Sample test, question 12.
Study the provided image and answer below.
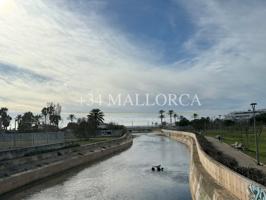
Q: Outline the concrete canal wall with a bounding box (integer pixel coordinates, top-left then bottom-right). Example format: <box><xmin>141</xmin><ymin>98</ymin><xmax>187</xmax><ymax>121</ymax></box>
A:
<box><xmin>162</xmin><ymin>129</ymin><xmax>266</xmax><ymax>200</ymax></box>
<box><xmin>0</xmin><ymin>135</ymin><xmax>133</xmax><ymax>195</ymax></box>
<box><xmin>0</xmin><ymin>131</ymin><xmax>77</xmax><ymax>150</ymax></box>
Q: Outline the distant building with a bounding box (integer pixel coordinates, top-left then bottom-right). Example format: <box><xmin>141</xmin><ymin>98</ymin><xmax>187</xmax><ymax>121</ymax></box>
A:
<box><xmin>96</xmin><ymin>129</ymin><xmax>123</xmax><ymax>137</ymax></box>
<box><xmin>225</xmin><ymin>109</ymin><xmax>266</xmax><ymax>121</ymax></box>
<box><xmin>96</xmin><ymin>124</ymin><xmax>124</xmax><ymax>137</ymax></box>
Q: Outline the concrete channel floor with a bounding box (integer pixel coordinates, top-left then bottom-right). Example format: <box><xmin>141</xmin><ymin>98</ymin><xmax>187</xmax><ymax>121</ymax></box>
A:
<box><xmin>206</xmin><ymin>136</ymin><xmax>266</xmax><ymax>174</ymax></box>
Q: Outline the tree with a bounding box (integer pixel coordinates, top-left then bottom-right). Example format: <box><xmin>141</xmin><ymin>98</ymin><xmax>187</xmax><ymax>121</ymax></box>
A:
<box><xmin>192</xmin><ymin>117</ymin><xmax>209</xmax><ymax>131</ymax></box>
<box><xmin>173</xmin><ymin>113</ymin><xmax>178</xmax><ymax>124</ymax></box>
<box><xmin>224</xmin><ymin>119</ymin><xmax>235</xmax><ymax>127</ymax></box>
<box><xmin>2</xmin><ymin>115</ymin><xmax>12</xmax><ymax>130</ymax></box>
<box><xmin>18</xmin><ymin>112</ymin><xmax>35</xmax><ymax>131</ymax></box>
<box><xmin>168</xmin><ymin>110</ymin><xmax>174</xmax><ymax>124</ymax></box>
<box><xmin>159</xmin><ymin>110</ymin><xmax>165</xmax><ymax>126</ymax></box>
<box><xmin>50</xmin><ymin>114</ymin><xmax>61</xmax><ymax>127</ymax></box>
<box><xmin>47</xmin><ymin>103</ymin><xmax>55</xmax><ymax>125</ymax></box>
<box><xmin>75</xmin><ymin>117</ymin><xmax>95</xmax><ymax>138</ymax></box>
<box><xmin>87</xmin><ymin>109</ymin><xmax>104</xmax><ymax>129</ymax></box>
<box><xmin>41</xmin><ymin>107</ymin><xmax>48</xmax><ymax>125</ymax></box>
<box><xmin>77</xmin><ymin>117</ymin><xmax>86</xmax><ymax>124</ymax></box>
<box><xmin>193</xmin><ymin>113</ymin><xmax>198</xmax><ymax>120</ymax></box>
<box><xmin>15</xmin><ymin>114</ymin><xmax>22</xmax><ymax>131</ymax></box>
<box><xmin>68</xmin><ymin>114</ymin><xmax>76</xmax><ymax>122</ymax></box>
<box><xmin>106</xmin><ymin>122</ymin><xmax>126</xmax><ymax>133</ymax></box>
<box><xmin>255</xmin><ymin>113</ymin><xmax>266</xmax><ymax>125</ymax></box>
<box><xmin>77</xmin><ymin>120</ymin><xmax>89</xmax><ymax>137</ymax></box>
<box><xmin>179</xmin><ymin>116</ymin><xmax>190</xmax><ymax>127</ymax></box>
<box><xmin>14</xmin><ymin>115</ymin><xmax>19</xmax><ymax>130</ymax></box>
<box><xmin>0</xmin><ymin>107</ymin><xmax>12</xmax><ymax>131</ymax></box>
<box><xmin>45</xmin><ymin>103</ymin><xmax>62</xmax><ymax>127</ymax></box>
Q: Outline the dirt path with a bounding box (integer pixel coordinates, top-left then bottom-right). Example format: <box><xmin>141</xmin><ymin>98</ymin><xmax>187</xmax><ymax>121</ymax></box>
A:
<box><xmin>206</xmin><ymin>136</ymin><xmax>266</xmax><ymax>174</ymax></box>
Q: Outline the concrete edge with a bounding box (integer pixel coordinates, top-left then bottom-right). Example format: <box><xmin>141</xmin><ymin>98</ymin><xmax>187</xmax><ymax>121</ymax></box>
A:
<box><xmin>0</xmin><ymin>138</ymin><xmax>133</xmax><ymax>196</ymax></box>
<box><xmin>162</xmin><ymin>130</ymin><xmax>241</xmax><ymax>200</ymax></box>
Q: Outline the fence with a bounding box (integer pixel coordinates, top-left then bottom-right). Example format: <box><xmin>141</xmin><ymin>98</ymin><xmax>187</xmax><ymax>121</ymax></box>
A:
<box><xmin>0</xmin><ymin>131</ymin><xmax>77</xmax><ymax>150</ymax></box>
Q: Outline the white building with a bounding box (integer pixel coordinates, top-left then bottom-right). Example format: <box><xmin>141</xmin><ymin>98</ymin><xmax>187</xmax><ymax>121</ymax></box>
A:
<box><xmin>225</xmin><ymin>109</ymin><xmax>266</xmax><ymax>121</ymax></box>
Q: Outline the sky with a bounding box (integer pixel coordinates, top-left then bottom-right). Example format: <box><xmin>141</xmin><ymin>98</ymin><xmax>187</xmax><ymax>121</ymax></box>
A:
<box><xmin>0</xmin><ymin>0</ymin><xmax>266</xmax><ymax>126</ymax></box>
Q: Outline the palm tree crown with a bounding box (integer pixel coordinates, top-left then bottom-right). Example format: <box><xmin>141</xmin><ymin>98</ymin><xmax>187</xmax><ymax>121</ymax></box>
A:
<box><xmin>193</xmin><ymin>113</ymin><xmax>198</xmax><ymax>120</ymax></box>
<box><xmin>68</xmin><ymin>114</ymin><xmax>76</xmax><ymax>122</ymax></box>
<box><xmin>87</xmin><ymin>109</ymin><xmax>104</xmax><ymax>129</ymax></box>
<box><xmin>173</xmin><ymin>113</ymin><xmax>178</xmax><ymax>123</ymax></box>
<box><xmin>41</xmin><ymin>107</ymin><xmax>48</xmax><ymax>125</ymax></box>
<box><xmin>0</xmin><ymin>107</ymin><xmax>12</xmax><ymax>130</ymax></box>
<box><xmin>159</xmin><ymin>110</ymin><xmax>165</xmax><ymax>125</ymax></box>
<box><xmin>168</xmin><ymin>110</ymin><xmax>174</xmax><ymax>124</ymax></box>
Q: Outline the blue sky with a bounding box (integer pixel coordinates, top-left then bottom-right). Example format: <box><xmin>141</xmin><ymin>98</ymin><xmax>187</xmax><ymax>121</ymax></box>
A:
<box><xmin>0</xmin><ymin>0</ymin><xmax>266</xmax><ymax>125</ymax></box>
<box><xmin>100</xmin><ymin>0</ymin><xmax>196</xmax><ymax>64</ymax></box>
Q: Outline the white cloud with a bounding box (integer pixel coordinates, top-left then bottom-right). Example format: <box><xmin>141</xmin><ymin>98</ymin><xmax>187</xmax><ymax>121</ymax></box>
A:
<box><xmin>175</xmin><ymin>0</ymin><xmax>266</xmax><ymax>104</ymax></box>
<box><xmin>0</xmin><ymin>0</ymin><xmax>265</xmax><ymax>121</ymax></box>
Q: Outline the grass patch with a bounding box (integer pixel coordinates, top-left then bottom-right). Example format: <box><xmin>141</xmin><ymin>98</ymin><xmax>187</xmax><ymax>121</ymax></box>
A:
<box><xmin>77</xmin><ymin>137</ymin><xmax>117</xmax><ymax>145</ymax></box>
<box><xmin>205</xmin><ymin>128</ymin><xmax>266</xmax><ymax>163</ymax></box>
<box><xmin>24</xmin><ymin>143</ymin><xmax>80</xmax><ymax>157</ymax></box>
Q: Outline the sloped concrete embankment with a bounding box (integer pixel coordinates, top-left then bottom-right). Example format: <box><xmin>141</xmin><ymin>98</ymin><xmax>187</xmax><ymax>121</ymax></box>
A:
<box><xmin>0</xmin><ymin>135</ymin><xmax>133</xmax><ymax>195</ymax></box>
<box><xmin>162</xmin><ymin>129</ymin><xmax>266</xmax><ymax>200</ymax></box>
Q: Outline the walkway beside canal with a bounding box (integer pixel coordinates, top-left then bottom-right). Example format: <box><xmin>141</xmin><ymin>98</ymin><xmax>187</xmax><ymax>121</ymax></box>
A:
<box><xmin>206</xmin><ymin>137</ymin><xmax>266</xmax><ymax>174</ymax></box>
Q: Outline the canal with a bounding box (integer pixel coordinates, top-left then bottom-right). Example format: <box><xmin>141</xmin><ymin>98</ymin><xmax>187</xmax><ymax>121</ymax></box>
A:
<box><xmin>5</xmin><ymin>133</ymin><xmax>192</xmax><ymax>200</ymax></box>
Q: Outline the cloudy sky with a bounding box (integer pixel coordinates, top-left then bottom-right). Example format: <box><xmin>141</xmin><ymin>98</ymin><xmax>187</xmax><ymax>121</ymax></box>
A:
<box><xmin>0</xmin><ymin>0</ymin><xmax>266</xmax><ymax>125</ymax></box>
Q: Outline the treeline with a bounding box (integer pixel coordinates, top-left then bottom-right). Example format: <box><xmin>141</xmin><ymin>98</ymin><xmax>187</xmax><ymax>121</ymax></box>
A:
<box><xmin>0</xmin><ymin>102</ymin><xmax>62</xmax><ymax>132</ymax></box>
<box><xmin>158</xmin><ymin>110</ymin><xmax>266</xmax><ymax>131</ymax></box>
<box><xmin>18</xmin><ymin>103</ymin><xmax>62</xmax><ymax>132</ymax></box>
<box><xmin>66</xmin><ymin>109</ymin><xmax>126</xmax><ymax>138</ymax></box>
<box><xmin>0</xmin><ymin>105</ymin><xmax>126</xmax><ymax>137</ymax></box>
<box><xmin>67</xmin><ymin>108</ymin><xmax>104</xmax><ymax>138</ymax></box>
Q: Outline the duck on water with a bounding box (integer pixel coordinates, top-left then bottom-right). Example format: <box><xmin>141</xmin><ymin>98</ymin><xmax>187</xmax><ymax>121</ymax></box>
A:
<box><xmin>151</xmin><ymin>165</ymin><xmax>164</xmax><ymax>172</ymax></box>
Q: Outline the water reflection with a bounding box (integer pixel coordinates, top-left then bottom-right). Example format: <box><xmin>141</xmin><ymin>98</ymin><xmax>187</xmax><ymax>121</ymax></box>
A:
<box><xmin>5</xmin><ymin>134</ymin><xmax>192</xmax><ymax>200</ymax></box>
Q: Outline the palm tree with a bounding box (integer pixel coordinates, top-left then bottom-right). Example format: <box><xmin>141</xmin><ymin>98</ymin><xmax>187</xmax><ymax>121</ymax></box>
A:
<box><xmin>50</xmin><ymin>115</ymin><xmax>61</xmax><ymax>127</ymax></box>
<box><xmin>0</xmin><ymin>107</ymin><xmax>8</xmax><ymax>130</ymax></box>
<box><xmin>15</xmin><ymin>114</ymin><xmax>22</xmax><ymax>131</ymax></box>
<box><xmin>0</xmin><ymin>107</ymin><xmax>11</xmax><ymax>131</ymax></box>
<box><xmin>14</xmin><ymin>117</ymin><xmax>17</xmax><ymax>131</ymax></box>
<box><xmin>159</xmin><ymin>110</ymin><xmax>165</xmax><ymax>126</ymax></box>
<box><xmin>193</xmin><ymin>113</ymin><xmax>198</xmax><ymax>120</ymax></box>
<box><xmin>47</xmin><ymin>103</ymin><xmax>55</xmax><ymax>125</ymax></box>
<box><xmin>168</xmin><ymin>110</ymin><xmax>174</xmax><ymax>124</ymax></box>
<box><xmin>67</xmin><ymin>114</ymin><xmax>76</xmax><ymax>122</ymax></box>
<box><xmin>87</xmin><ymin>109</ymin><xmax>104</xmax><ymax>129</ymax></box>
<box><xmin>173</xmin><ymin>113</ymin><xmax>178</xmax><ymax>123</ymax></box>
<box><xmin>2</xmin><ymin>115</ymin><xmax>12</xmax><ymax>130</ymax></box>
<box><xmin>41</xmin><ymin>107</ymin><xmax>48</xmax><ymax>125</ymax></box>
<box><xmin>0</xmin><ymin>107</ymin><xmax>8</xmax><ymax>115</ymax></box>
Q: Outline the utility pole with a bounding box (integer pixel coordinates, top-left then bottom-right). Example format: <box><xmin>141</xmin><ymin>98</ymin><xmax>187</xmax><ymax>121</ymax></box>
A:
<box><xmin>219</xmin><ymin>115</ymin><xmax>223</xmax><ymax>141</ymax></box>
<box><xmin>250</xmin><ymin>103</ymin><xmax>259</xmax><ymax>165</ymax></box>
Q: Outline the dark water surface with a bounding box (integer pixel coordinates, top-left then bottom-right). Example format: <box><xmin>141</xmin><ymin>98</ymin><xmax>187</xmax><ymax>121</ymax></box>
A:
<box><xmin>5</xmin><ymin>134</ymin><xmax>192</xmax><ymax>200</ymax></box>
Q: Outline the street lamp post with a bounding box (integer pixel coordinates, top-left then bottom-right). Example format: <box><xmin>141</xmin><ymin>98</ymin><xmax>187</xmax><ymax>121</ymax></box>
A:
<box><xmin>218</xmin><ymin>115</ymin><xmax>223</xmax><ymax>141</ymax></box>
<box><xmin>250</xmin><ymin>103</ymin><xmax>260</xmax><ymax>165</ymax></box>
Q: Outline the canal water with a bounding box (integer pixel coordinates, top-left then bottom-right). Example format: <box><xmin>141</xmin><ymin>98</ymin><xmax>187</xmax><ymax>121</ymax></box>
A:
<box><xmin>5</xmin><ymin>134</ymin><xmax>192</xmax><ymax>200</ymax></box>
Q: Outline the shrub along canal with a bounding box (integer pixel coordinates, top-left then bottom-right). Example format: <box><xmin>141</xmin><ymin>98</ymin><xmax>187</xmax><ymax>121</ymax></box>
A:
<box><xmin>4</xmin><ymin>133</ymin><xmax>191</xmax><ymax>200</ymax></box>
